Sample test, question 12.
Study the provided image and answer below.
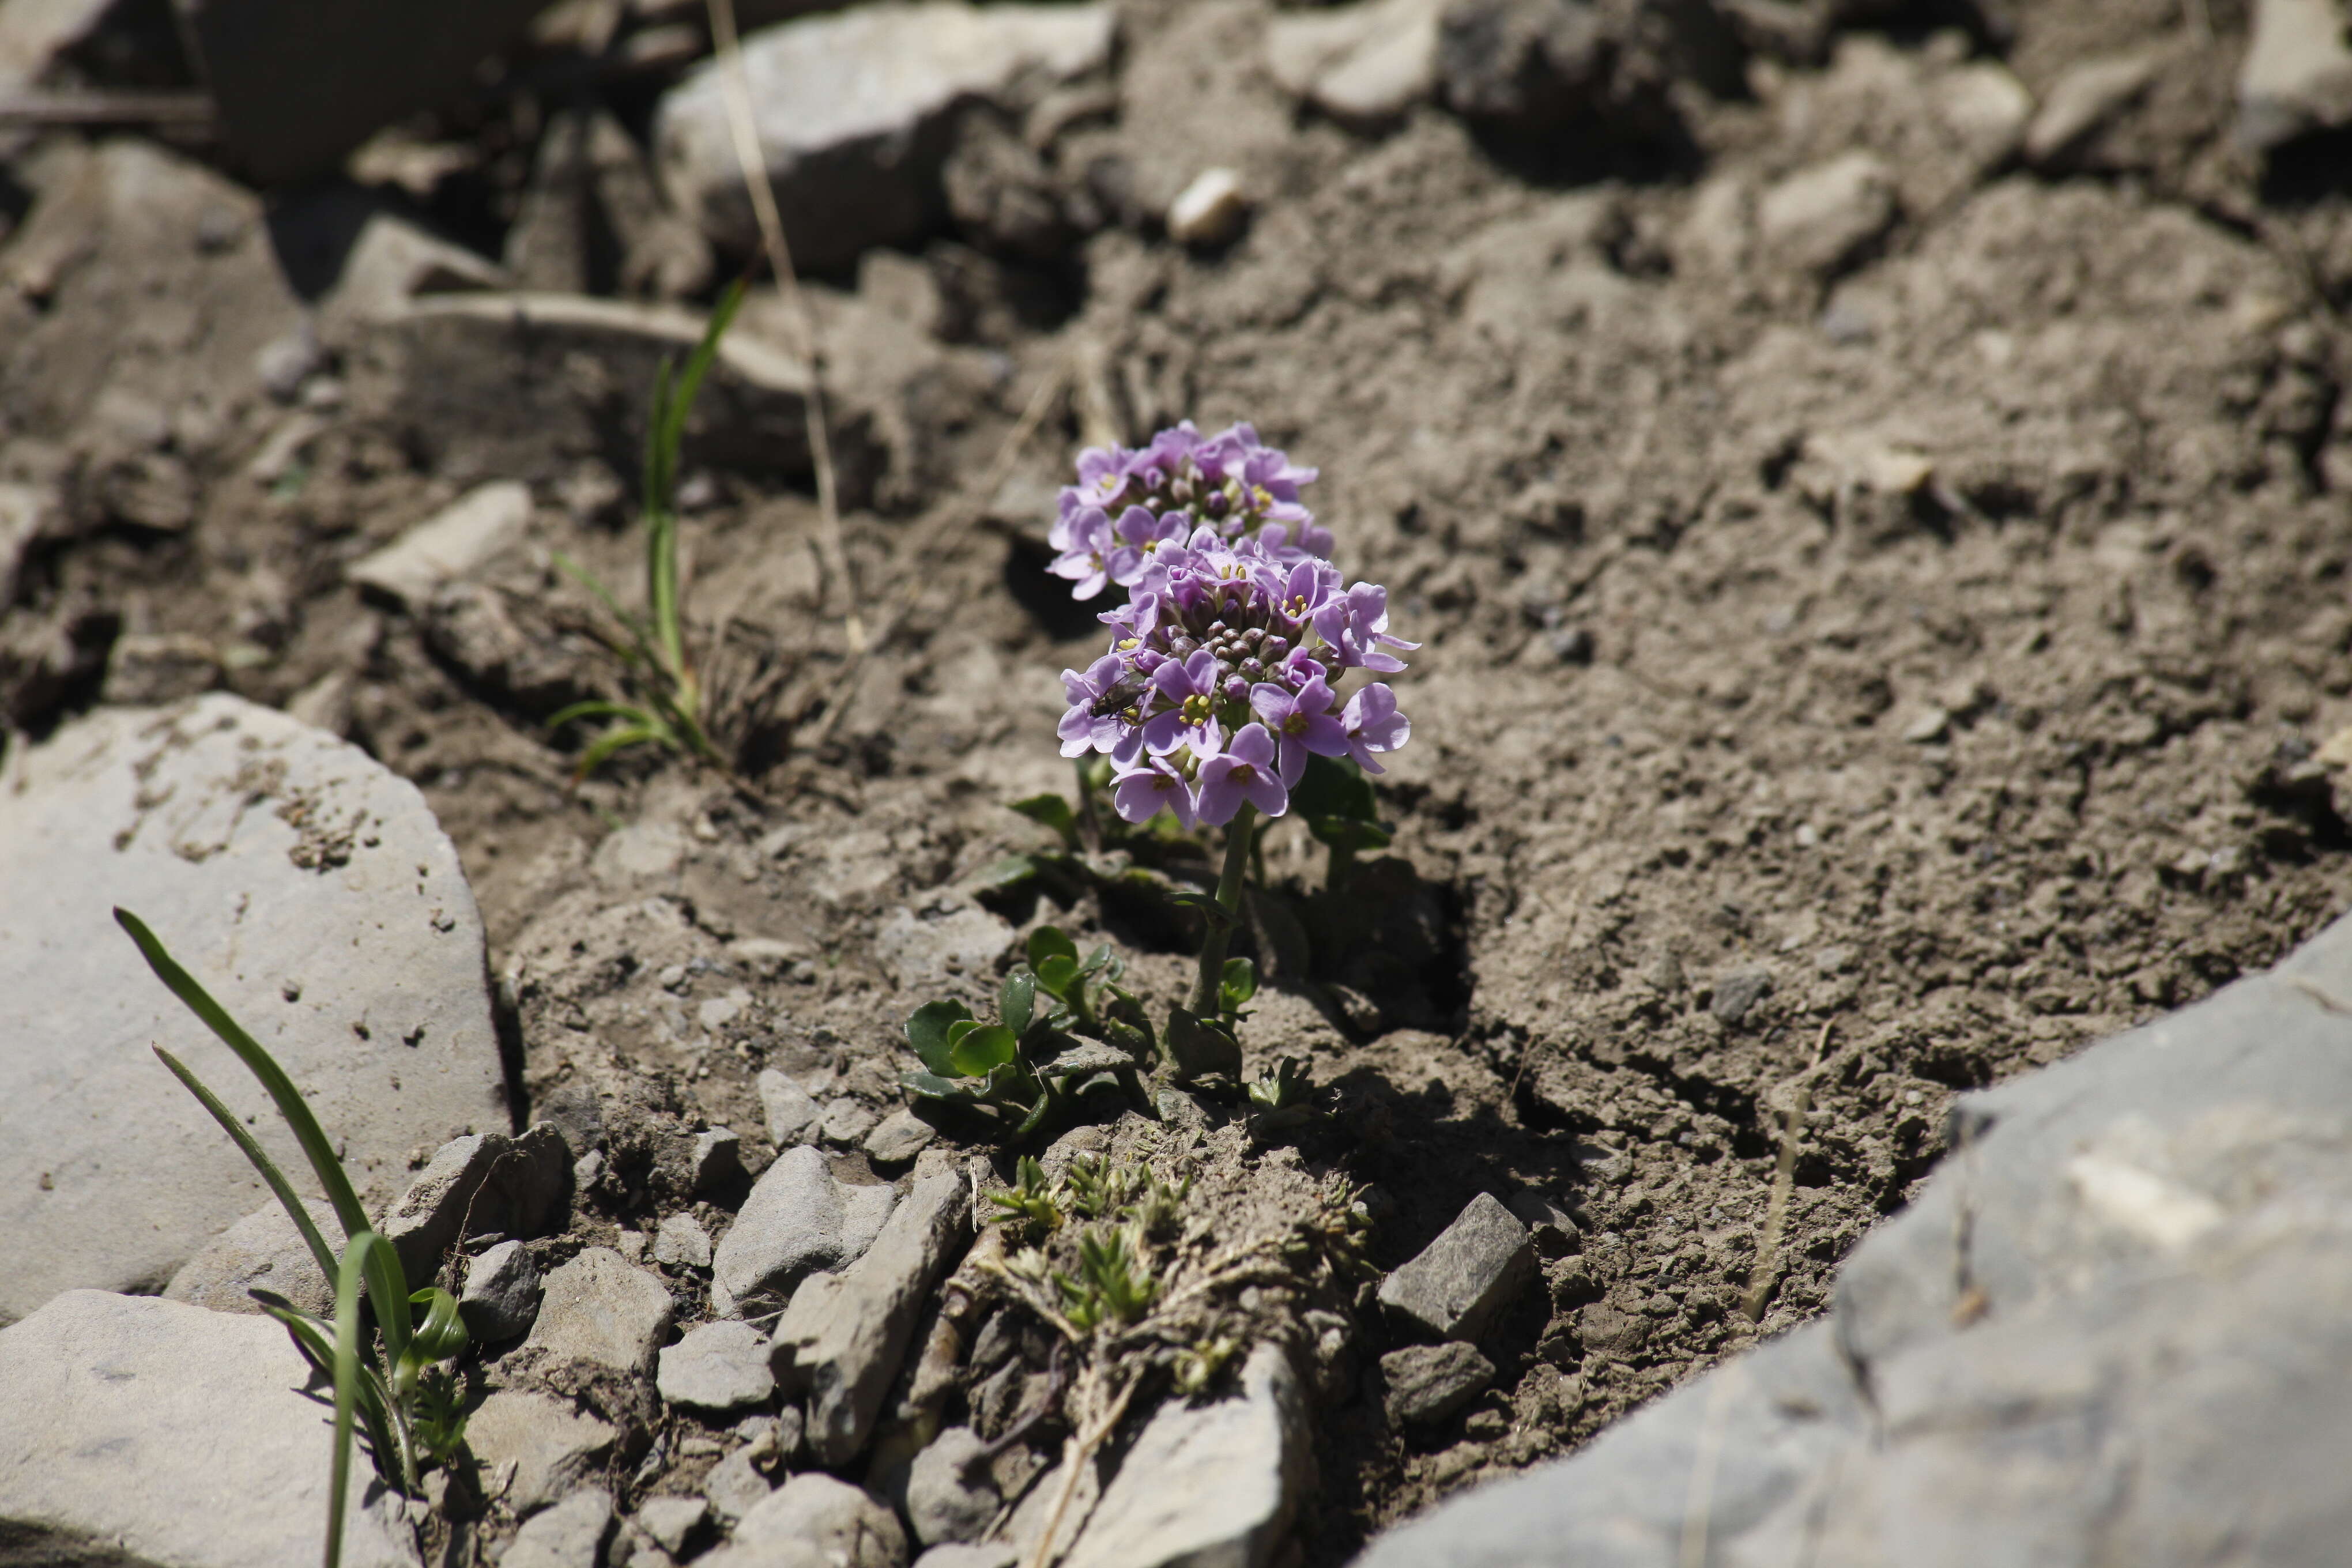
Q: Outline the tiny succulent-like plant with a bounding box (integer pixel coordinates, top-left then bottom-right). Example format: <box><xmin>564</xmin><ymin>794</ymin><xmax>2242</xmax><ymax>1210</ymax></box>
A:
<box><xmin>900</xmin><ymin>926</ymin><xmax>1155</xmax><ymax>1145</ymax></box>
<box><xmin>549</xmin><ymin>279</ymin><xmax>746</xmax><ymax>778</ymax></box>
<box><xmin>116</xmin><ymin>910</ymin><xmax>469</xmax><ymax>1568</ymax></box>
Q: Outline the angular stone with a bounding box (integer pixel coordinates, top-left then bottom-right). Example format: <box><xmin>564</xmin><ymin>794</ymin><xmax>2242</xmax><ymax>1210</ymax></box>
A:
<box><xmin>1757</xmin><ymin>151</ymin><xmax>1896</xmax><ymax>281</ymax></box>
<box><xmin>0</xmin><ymin>1291</ymin><xmax>419</xmax><ymax>1567</ymax></box>
<box><xmin>2023</xmin><ymin>52</ymin><xmax>2160</xmax><ymax>166</ymax></box>
<box><xmin>1062</xmin><ymin>1344</ymin><xmax>1313</xmax><ymax>1568</ymax></box>
<box><xmin>1502</xmin><ymin>1189</ymin><xmax>1580</xmax><ymax>1255</ymax></box>
<box><xmin>1377</xmin><ymin>1193</ymin><xmax>1535</xmax><ymax>1343</ymax></box>
<box><xmin>164</xmin><ymin>1200</ymin><xmax>332</xmax><ymax>1318</ymax></box>
<box><xmin>1381</xmin><ymin>1341</ymin><xmax>1495</xmax><ymax>1427</ymax></box>
<box><xmin>873</xmin><ymin>901</ymin><xmax>1016</xmax><ymax>989</ymax></box>
<box><xmin>348</xmin><ymin>481</ymin><xmax>533</xmax><ymax>610</ymax></box>
<box><xmin>466</xmin><ymin>1389</ymin><xmax>616</xmax><ymax>1516</ymax></box>
<box><xmin>526</xmin><ymin>1247</ymin><xmax>676</xmax><ymax>1374</ymax></box>
<box><xmin>0</xmin><ymin>0</ymin><xmax>114</xmax><ymax>98</ymax></box>
<box><xmin>759</xmin><ymin>1069</ymin><xmax>823</xmax><ymax>1146</ymax></box>
<box><xmin>655</xmin><ymin>1212</ymin><xmax>714</xmax><ymax>1269</ymax></box>
<box><xmin>1166</xmin><ymin>168</ymin><xmax>1247</xmax><ymax>249</ymax></box>
<box><xmin>820</xmin><ymin>1098</ymin><xmax>883</xmax><ymax>1148</ymax></box>
<box><xmin>502</xmin><ymin>1487</ymin><xmax>613</xmax><ymax>1568</ymax></box>
<box><xmin>692</xmin><ymin>1128</ymin><xmax>744</xmax><ymax>1193</ymax></box>
<box><xmin>710</xmin><ymin>1145</ymin><xmax>897</xmax><ymax>1318</ymax></box>
<box><xmin>635</xmin><ymin>1495</ymin><xmax>708</xmax><ymax>1556</ymax></box>
<box><xmin>461</xmin><ymin>1239</ymin><xmax>543</xmax><ymax>1341</ymax></box>
<box><xmin>905</xmin><ymin>1426</ymin><xmax>998</xmax><ymax>1547</ymax></box>
<box><xmin>1268</xmin><ymin>0</ymin><xmax>1442</xmax><ymax>126</ymax></box>
<box><xmin>865</xmin><ymin>1107</ymin><xmax>938</xmax><ymax>1166</ymax></box>
<box><xmin>658</xmin><ymin>1320</ymin><xmax>777</xmax><ymax>1412</ymax></box>
<box><xmin>1354</xmin><ymin>910</ymin><xmax>2352</xmax><ymax>1568</ymax></box>
<box><xmin>2238</xmin><ymin>0</ymin><xmax>2352</xmax><ymax>152</ymax></box>
<box><xmin>771</xmin><ymin>1173</ymin><xmax>973</xmax><ymax>1465</ymax></box>
<box><xmin>653</xmin><ymin>2</ymin><xmax>1116</xmax><ymax>269</ymax></box>
<box><xmin>702</xmin><ymin>1475</ymin><xmax>909</xmax><ymax>1568</ymax></box>
<box><xmin>380</xmin><ymin>1124</ymin><xmax>571</xmax><ymax>1287</ymax></box>
<box><xmin>702</xmin><ymin>1445</ymin><xmax>778</xmax><ymax>1526</ymax></box>
<box><xmin>0</xmin><ymin>693</ymin><xmax>507</xmax><ymax>1326</ymax></box>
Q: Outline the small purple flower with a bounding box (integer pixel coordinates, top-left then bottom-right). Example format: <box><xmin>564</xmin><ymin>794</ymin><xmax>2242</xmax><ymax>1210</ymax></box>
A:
<box><xmin>1341</xmin><ymin>683</ymin><xmax>1409</xmax><ymax>774</ymax></box>
<box><xmin>1196</xmin><ymin>723</ymin><xmax>1289</xmax><ymax>824</ymax></box>
<box><xmin>1108</xmin><ymin>505</ymin><xmax>1190</xmax><ymax>587</ymax></box>
<box><xmin>1141</xmin><ymin>650</ymin><xmax>1224</xmax><ymax>757</ymax></box>
<box><xmin>1111</xmin><ymin>756</ymin><xmax>1198</xmax><ymax>828</ymax></box>
<box><xmin>1249</xmin><ymin>672</ymin><xmax>1348</xmax><ymax>786</ymax></box>
<box><xmin>1049</xmin><ymin>507</ymin><xmax>1117</xmax><ymax>599</ymax></box>
<box><xmin>1059</xmin><ymin>653</ymin><xmax>1133</xmax><ymax>759</ymax></box>
<box><xmin>1314</xmin><ymin>583</ymin><xmax>1420</xmax><ymax>673</ymax></box>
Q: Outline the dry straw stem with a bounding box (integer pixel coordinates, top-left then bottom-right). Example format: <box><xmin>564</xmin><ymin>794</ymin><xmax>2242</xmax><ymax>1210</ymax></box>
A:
<box><xmin>1742</xmin><ymin>1020</ymin><xmax>1833</xmax><ymax>1323</ymax></box>
<box><xmin>705</xmin><ymin>0</ymin><xmax>861</xmax><ymax>653</ymax></box>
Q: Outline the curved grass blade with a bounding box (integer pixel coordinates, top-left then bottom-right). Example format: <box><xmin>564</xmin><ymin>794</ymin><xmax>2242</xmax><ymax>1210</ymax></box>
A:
<box><xmin>545</xmin><ymin>699</ymin><xmax>653</xmax><ymax>730</ymax></box>
<box><xmin>329</xmin><ymin>1232</ymin><xmax>390</xmax><ymax>1568</ymax></box>
<box><xmin>573</xmin><ymin>721</ymin><xmax>667</xmax><ymax>779</ymax></box>
<box><xmin>154</xmin><ymin>1045</ymin><xmax>340</xmax><ymax>1288</ymax></box>
<box><xmin>116</xmin><ymin>910</ymin><xmax>371</xmax><ymax>1245</ymax></box>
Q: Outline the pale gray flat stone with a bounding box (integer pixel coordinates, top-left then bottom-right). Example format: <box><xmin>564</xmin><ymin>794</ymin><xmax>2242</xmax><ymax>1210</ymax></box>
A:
<box><xmin>771</xmin><ymin>1172</ymin><xmax>972</xmax><ymax>1465</ymax></box>
<box><xmin>701</xmin><ymin>1474</ymin><xmax>907</xmax><ymax>1568</ymax></box>
<box><xmin>702</xmin><ymin>1445</ymin><xmax>777</xmax><ymax>1526</ymax></box>
<box><xmin>527</xmin><ymin>1246</ymin><xmax>676</xmax><ymax>1374</ymax></box>
<box><xmin>1062</xmin><ymin>1343</ymin><xmax>1313</xmax><ymax>1568</ymax></box>
<box><xmin>905</xmin><ymin>1426</ymin><xmax>996</xmax><ymax>1547</ymax></box>
<box><xmin>655</xmin><ymin>1211</ymin><xmax>713</xmax><ymax>1269</ymax></box>
<box><xmin>2238</xmin><ymin>0</ymin><xmax>2352</xmax><ymax>150</ymax></box>
<box><xmin>380</xmin><ymin>1123</ymin><xmax>570</xmax><ymax>1286</ymax></box>
<box><xmin>654</xmin><ymin>1</ymin><xmax>1114</xmax><ymax>268</ymax></box>
<box><xmin>635</xmin><ymin>1495</ymin><xmax>708</xmax><ymax>1556</ymax></box>
<box><xmin>502</xmin><ymin>1487</ymin><xmax>612</xmax><ymax>1568</ymax></box>
<box><xmin>347</xmin><ymin>480</ymin><xmax>531</xmax><ymax>609</ymax></box>
<box><xmin>466</xmin><ymin>1389</ymin><xmax>615</xmax><ymax>1516</ymax></box>
<box><xmin>164</xmin><ymin>1199</ymin><xmax>332</xmax><ymax>1318</ymax></box>
<box><xmin>0</xmin><ymin>694</ymin><xmax>507</xmax><ymax>1326</ymax></box>
<box><xmin>0</xmin><ymin>1290</ymin><xmax>419</xmax><ymax>1567</ymax></box>
<box><xmin>757</xmin><ymin>1069</ymin><xmax>821</xmax><ymax>1146</ymax></box>
<box><xmin>657</xmin><ymin>1319</ymin><xmax>775</xmax><ymax>1412</ymax></box>
<box><xmin>864</xmin><ymin>1107</ymin><xmax>937</xmax><ymax>1166</ymax></box>
<box><xmin>710</xmin><ymin>1145</ymin><xmax>896</xmax><ymax>1319</ymax></box>
<box><xmin>1352</xmin><ymin>911</ymin><xmax>2352</xmax><ymax>1568</ymax></box>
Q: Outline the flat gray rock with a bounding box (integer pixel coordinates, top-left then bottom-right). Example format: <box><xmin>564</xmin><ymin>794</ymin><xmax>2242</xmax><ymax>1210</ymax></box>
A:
<box><xmin>905</xmin><ymin>1426</ymin><xmax>997</xmax><ymax>1547</ymax></box>
<box><xmin>526</xmin><ymin>1246</ymin><xmax>676</xmax><ymax>1374</ymax></box>
<box><xmin>653</xmin><ymin>1</ymin><xmax>1114</xmax><ymax>269</ymax></box>
<box><xmin>1352</xmin><ymin>910</ymin><xmax>2352</xmax><ymax>1567</ymax></box>
<box><xmin>164</xmin><ymin>1199</ymin><xmax>332</xmax><ymax>1318</ymax></box>
<box><xmin>2238</xmin><ymin>0</ymin><xmax>2352</xmax><ymax>151</ymax></box>
<box><xmin>758</xmin><ymin>1069</ymin><xmax>822</xmax><ymax>1146</ymax></box>
<box><xmin>771</xmin><ymin>1172</ymin><xmax>972</xmax><ymax>1466</ymax></box>
<box><xmin>1381</xmin><ymin>1341</ymin><xmax>1494</xmax><ymax>1428</ymax></box>
<box><xmin>658</xmin><ymin>1319</ymin><xmax>776</xmax><ymax>1412</ymax></box>
<box><xmin>1062</xmin><ymin>1343</ymin><xmax>1313</xmax><ymax>1568</ymax></box>
<box><xmin>1375</xmin><ymin>1192</ymin><xmax>1533</xmax><ymax>1343</ymax></box>
<box><xmin>461</xmin><ymin>1238</ymin><xmax>542</xmax><ymax>1341</ymax></box>
<box><xmin>380</xmin><ymin>1124</ymin><xmax>570</xmax><ymax>1286</ymax></box>
<box><xmin>466</xmin><ymin>1389</ymin><xmax>616</xmax><ymax>1516</ymax></box>
<box><xmin>346</xmin><ymin>481</ymin><xmax>532</xmax><ymax>610</ymax></box>
<box><xmin>701</xmin><ymin>1474</ymin><xmax>908</xmax><ymax>1568</ymax></box>
<box><xmin>711</xmin><ymin>1144</ymin><xmax>896</xmax><ymax>1319</ymax></box>
<box><xmin>635</xmin><ymin>1495</ymin><xmax>708</xmax><ymax>1556</ymax></box>
<box><xmin>0</xmin><ymin>694</ymin><xmax>508</xmax><ymax>1326</ymax></box>
<box><xmin>865</xmin><ymin>1107</ymin><xmax>938</xmax><ymax>1166</ymax></box>
<box><xmin>0</xmin><ymin>1290</ymin><xmax>419</xmax><ymax>1567</ymax></box>
<box><xmin>502</xmin><ymin>1487</ymin><xmax>613</xmax><ymax>1568</ymax></box>
<box><xmin>702</xmin><ymin>1445</ymin><xmax>778</xmax><ymax>1526</ymax></box>
<box><xmin>655</xmin><ymin>1211</ymin><xmax>714</xmax><ymax>1269</ymax></box>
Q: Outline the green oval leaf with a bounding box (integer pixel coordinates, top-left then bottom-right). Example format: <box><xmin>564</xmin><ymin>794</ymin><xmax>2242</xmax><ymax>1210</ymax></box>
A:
<box><xmin>902</xmin><ymin>1069</ymin><xmax>973</xmax><ymax>1100</ymax></box>
<box><xmin>1220</xmin><ymin>956</ymin><xmax>1258</xmax><ymax>1011</ymax></box>
<box><xmin>949</xmin><ymin>1024</ymin><xmax>1020</xmax><ymax>1078</ymax></box>
<box><xmin>1000</xmin><ymin>970</ymin><xmax>1036</xmax><ymax>1037</ymax></box>
<box><xmin>1027</xmin><ymin>926</ymin><xmax>1079</xmax><ymax>969</ymax></box>
<box><xmin>906</xmin><ymin>1000</ymin><xmax>975</xmax><ymax>1076</ymax></box>
<box><xmin>1036</xmin><ymin>954</ymin><xmax>1080</xmax><ymax>997</ymax></box>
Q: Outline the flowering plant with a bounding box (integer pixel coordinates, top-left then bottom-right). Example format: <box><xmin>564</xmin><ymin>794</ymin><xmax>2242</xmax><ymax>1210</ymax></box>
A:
<box><xmin>1047</xmin><ymin>421</ymin><xmax>1331</xmax><ymax>600</ymax></box>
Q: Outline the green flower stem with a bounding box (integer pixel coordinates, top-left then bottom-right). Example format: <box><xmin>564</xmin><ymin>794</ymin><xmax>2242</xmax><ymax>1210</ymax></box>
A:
<box><xmin>1189</xmin><ymin>802</ymin><xmax>1257</xmax><ymax>1017</ymax></box>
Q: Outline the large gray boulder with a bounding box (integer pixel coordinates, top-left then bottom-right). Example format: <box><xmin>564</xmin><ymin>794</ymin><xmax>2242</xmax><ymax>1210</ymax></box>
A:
<box><xmin>1354</xmin><ymin>907</ymin><xmax>2352</xmax><ymax>1567</ymax></box>
<box><xmin>0</xmin><ymin>694</ymin><xmax>509</xmax><ymax>1326</ymax></box>
<box><xmin>0</xmin><ymin>1290</ymin><xmax>419</xmax><ymax>1567</ymax></box>
<box><xmin>653</xmin><ymin>1</ymin><xmax>1115</xmax><ymax>270</ymax></box>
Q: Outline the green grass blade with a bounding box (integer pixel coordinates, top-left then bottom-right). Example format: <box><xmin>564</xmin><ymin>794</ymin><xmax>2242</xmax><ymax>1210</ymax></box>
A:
<box><xmin>116</xmin><ymin>910</ymin><xmax>371</xmax><ymax>1245</ymax></box>
<box><xmin>573</xmin><ymin>721</ymin><xmax>666</xmax><ymax>779</ymax></box>
<box><xmin>153</xmin><ymin>1046</ymin><xmax>340</xmax><ymax>1288</ymax></box>
<box><xmin>327</xmin><ymin>1233</ymin><xmax>382</xmax><ymax>1568</ymax></box>
<box><xmin>645</xmin><ymin>279</ymin><xmax>745</xmax><ymax>681</ymax></box>
<box><xmin>551</xmin><ymin>552</ymin><xmax>651</xmax><ymax>651</ymax></box>
<box><xmin>545</xmin><ymin>699</ymin><xmax>653</xmax><ymax>730</ymax></box>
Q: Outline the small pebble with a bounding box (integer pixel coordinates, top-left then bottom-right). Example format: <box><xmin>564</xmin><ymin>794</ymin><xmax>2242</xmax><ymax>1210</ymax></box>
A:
<box><xmin>1167</xmin><ymin>167</ymin><xmax>1248</xmax><ymax>247</ymax></box>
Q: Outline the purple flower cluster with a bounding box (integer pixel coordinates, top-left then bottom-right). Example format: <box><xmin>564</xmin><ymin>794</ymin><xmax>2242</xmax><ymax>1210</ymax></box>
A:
<box><xmin>1047</xmin><ymin>421</ymin><xmax>1332</xmax><ymax>600</ymax></box>
<box><xmin>1057</xmin><ymin>527</ymin><xmax>1414</xmax><ymax>828</ymax></box>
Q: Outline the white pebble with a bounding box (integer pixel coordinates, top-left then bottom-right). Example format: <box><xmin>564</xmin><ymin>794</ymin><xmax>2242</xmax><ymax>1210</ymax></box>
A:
<box><xmin>1167</xmin><ymin>167</ymin><xmax>1249</xmax><ymax>248</ymax></box>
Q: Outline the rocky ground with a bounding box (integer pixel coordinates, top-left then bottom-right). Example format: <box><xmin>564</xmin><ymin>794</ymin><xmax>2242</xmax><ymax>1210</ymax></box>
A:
<box><xmin>3</xmin><ymin>0</ymin><xmax>2352</xmax><ymax>1564</ymax></box>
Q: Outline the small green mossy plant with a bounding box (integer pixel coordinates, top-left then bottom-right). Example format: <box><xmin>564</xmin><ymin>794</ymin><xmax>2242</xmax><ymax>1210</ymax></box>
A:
<box><xmin>549</xmin><ymin>279</ymin><xmax>747</xmax><ymax>778</ymax></box>
<box><xmin>116</xmin><ymin>909</ymin><xmax>469</xmax><ymax>1568</ymax></box>
<box><xmin>899</xmin><ymin>925</ymin><xmax>1158</xmax><ymax>1145</ymax></box>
